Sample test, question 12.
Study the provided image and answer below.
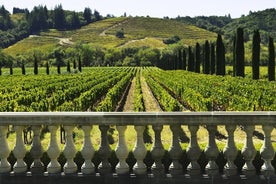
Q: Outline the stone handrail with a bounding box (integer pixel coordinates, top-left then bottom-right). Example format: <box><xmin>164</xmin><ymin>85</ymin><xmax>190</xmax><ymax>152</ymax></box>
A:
<box><xmin>0</xmin><ymin>112</ymin><xmax>276</xmax><ymax>180</ymax></box>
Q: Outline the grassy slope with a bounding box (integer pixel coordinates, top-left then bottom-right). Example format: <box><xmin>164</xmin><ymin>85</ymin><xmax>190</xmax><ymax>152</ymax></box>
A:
<box><xmin>4</xmin><ymin>17</ymin><xmax>217</xmax><ymax>57</ymax></box>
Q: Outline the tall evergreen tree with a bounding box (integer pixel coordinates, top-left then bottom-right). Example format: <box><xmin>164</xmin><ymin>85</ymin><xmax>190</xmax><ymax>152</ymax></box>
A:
<box><xmin>203</xmin><ymin>40</ymin><xmax>210</xmax><ymax>74</ymax></box>
<box><xmin>235</xmin><ymin>28</ymin><xmax>245</xmax><ymax>77</ymax></box>
<box><xmin>22</xmin><ymin>63</ymin><xmax>25</xmax><ymax>75</ymax></box>
<box><xmin>216</xmin><ymin>34</ymin><xmax>225</xmax><ymax>75</ymax></box>
<box><xmin>187</xmin><ymin>46</ymin><xmax>194</xmax><ymax>72</ymax></box>
<box><xmin>46</xmin><ymin>61</ymin><xmax>49</xmax><ymax>75</ymax></box>
<box><xmin>182</xmin><ymin>49</ymin><xmax>186</xmax><ymax>70</ymax></box>
<box><xmin>178</xmin><ymin>49</ymin><xmax>183</xmax><ymax>70</ymax></box>
<box><xmin>34</xmin><ymin>54</ymin><xmax>38</xmax><ymax>75</ymax></box>
<box><xmin>252</xmin><ymin>30</ymin><xmax>261</xmax><ymax>80</ymax></box>
<box><xmin>53</xmin><ymin>4</ymin><xmax>66</xmax><ymax>30</ymax></box>
<box><xmin>210</xmin><ymin>43</ymin><xmax>215</xmax><ymax>74</ymax></box>
<box><xmin>83</xmin><ymin>7</ymin><xmax>92</xmax><ymax>24</ymax></box>
<box><xmin>78</xmin><ymin>55</ymin><xmax>82</xmax><ymax>72</ymax></box>
<box><xmin>195</xmin><ymin>43</ymin><xmax>201</xmax><ymax>73</ymax></box>
<box><xmin>67</xmin><ymin>61</ymin><xmax>71</xmax><ymax>73</ymax></box>
<box><xmin>232</xmin><ymin>35</ymin><xmax>236</xmax><ymax>76</ymax></box>
<box><xmin>268</xmin><ymin>37</ymin><xmax>275</xmax><ymax>81</ymax></box>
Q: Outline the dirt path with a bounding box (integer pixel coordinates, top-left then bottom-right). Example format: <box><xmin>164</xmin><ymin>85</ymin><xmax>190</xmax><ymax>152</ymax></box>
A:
<box><xmin>99</xmin><ymin>19</ymin><xmax>129</xmax><ymax>36</ymax></box>
<box><xmin>140</xmin><ymin>76</ymin><xmax>162</xmax><ymax>112</ymax></box>
<box><xmin>122</xmin><ymin>77</ymin><xmax>135</xmax><ymax>112</ymax></box>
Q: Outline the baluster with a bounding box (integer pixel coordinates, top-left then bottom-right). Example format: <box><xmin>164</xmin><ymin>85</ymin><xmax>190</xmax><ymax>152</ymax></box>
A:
<box><xmin>13</xmin><ymin>126</ymin><xmax>27</xmax><ymax>174</ymax></box>
<box><xmin>205</xmin><ymin>125</ymin><xmax>219</xmax><ymax>176</ymax></box>
<box><xmin>115</xmin><ymin>126</ymin><xmax>129</xmax><ymax>174</ymax></box>
<box><xmin>0</xmin><ymin>126</ymin><xmax>11</xmax><ymax>173</ymax></box>
<box><xmin>133</xmin><ymin>126</ymin><xmax>147</xmax><ymax>175</ymax></box>
<box><xmin>30</xmin><ymin>125</ymin><xmax>44</xmax><ymax>174</ymax></box>
<box><xmin>260</xmin><ymin>125</ymin><xmax>275</xmax><ymax>177</ymax></box>
<box><xmin>81</xmin><ymin>126</ymin><xmax>95</xmax><ymax>174</ymax></box>
<box><xmin>223</xmin><ymin>125</ymin><xmax>238</xmax><ymax>176</ymax></box>
<box><xmin>63</xmin><ymin>125</ymin><xmax>77</xmax><ymax>174</ymax></box>
<box><xmin>241</xmin><ymin>125</ymin><xmax>256</xmax><ymax>176</ymax></box>
<box><xmin>47</xmin><ymin>125</ymin><xmax>61</xmax><ymax>174</ymax></box>
<box><xmin>168</xmin><ymin>124</ymin><xmax>183</xmax><ymax>175</ymax></box>
<box><xmin>98</xmin><ymin>125</ymin><xmax>112</xmax><ymax>174</ymax></box>
<box><xmin>187</xmin><ymin>125</ymin><xmax>201</xmax><ymax>176</ymax></box>
<box><xmin>151</xmin><ymin>125</ymin><xmax>165</xmax><ymax>175</ymax></box>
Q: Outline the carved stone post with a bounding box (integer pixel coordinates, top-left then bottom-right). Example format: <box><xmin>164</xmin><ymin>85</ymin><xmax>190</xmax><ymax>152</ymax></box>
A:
<box><xmin>133</xmin><ymin>126</ymin><xmax>147</xmax><ymax>175</ymax></box>
<box><xmin>115</xmin><ymin>126</ymin><xmax>129</xmax><ymax>174</ymax></box>
<box><xmin>81</xmin><ymin>126</ymin><xmax>95</xmax><ymax>174</ymax></box>
<box><xmin>241</xmin><ymin>125</ymin><xmax>256</xmax><ymax>176</ymax></box>
<box><xmin>63</xmin><ymin>125</ymin><xmax>77</xmax><ymax>174</ymax></box>
<box><xmin>0</xmin><ymin>126</ymin><xmax>11</xmax><ymax>173</ymax></box>
<box><xmin>98</xmin><ymin>125</ymin><xmax>112</xmax><ymax>174</ymax></box>
<box><xmin>30</xmin><ymin>125</ymin><xmax>44</xmax><ymax>174</ymax></box>
<box><xmin>151</xmin><ymin>125</ymin><xmax>165</xmax><ymax>175</ymax></box>
<box><xmin>260</xmin><ymin>125</ymin><xmax>275</xmax><ymax>177</ymax></box>
<box><xmin>223</xmin><ymin>125</ymin><xmax>238</xmax><ymax>176</ymax></box>
<box><xmin>13</xmin><ymin>126</ymin><xmax>27</xmax><ymax>173</ymax></box>
<box><xmin>187</xmin><ymin>125</ymin><xmax>201</xmax><ymax>176</ymax></box>
<box><xmin>47</xmin><ymin>125</ymin><xmax>61</xmax><ymax>174</ymax></box>
<box><xmin>205</xmin><ymin>125</ymin><xmax>219</xmax><ymax>176</ymax></box>
<box><xmin>168</xmin><ymin>124</ymin><xmax>183</xmax><ymax>175</ymax></box>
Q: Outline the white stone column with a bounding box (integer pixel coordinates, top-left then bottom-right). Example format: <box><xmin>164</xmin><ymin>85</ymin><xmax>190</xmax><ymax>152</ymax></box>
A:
<box><xmin>168</xmin><ymin>124</ymin><xmax>183</xmax><ymax>175</ymax></box>
<box><xmin>13</xmin><ymin>126</ymin><xmax>27</xmax><ymax>173</ymax></box>
<box><xmin>133</xmin><ymin>126</ymin><xmax>147</xmax><ymax>175</ymax></box>
<box><xmin>30</xmin><ymin>125</ymin><xmax>44</xmax><ymax>174</ymax></box>
<box><xmin>0</xmin><ymin>126</ymin><xmax>11</xmax><ymax>173</ymax></box>
<box><xmin>81</xmin><ymin>126</ymin><xmax>95</xmax><ymax>174</ymax></box>
<box><xmin>260</xmin><ymin>125</ymin><xmax>275</xmax><ymax>176</ymax></box>
<box><xmin>187</xmin><ymin>125</ymin><xmax>201</xmax><ymax>176</ymax></box>
<box><xmin>151</xmin><ymin>125</ymin><xmax>165</xmax><ymax>175</ymax></box>
<box><xmin>47</xmin><ymin>125</ymin><xmax>61</xmax><ymax>174</ymax></box>
<box><xmin>223</xmin><ymin>125</ymin><xmax>238</xmax><ymax>176</ymax></box>
<box><xmin>98</xmin><ymin>125</ymin><xmax>112</xmax><ymax>174</ymax></box>
<box><xmin>63</xmin><ymin>125</ymin><xmax>77</xmax><ymax>174</ymax></box>
<box><xmin>241</xmin><ymin>125</ymin><xmax>256</xmax><ymax>176</ymax></box>
<box><xmin>205</xmin><ymin>125</ymin><xmax>219</xmax><ymax>176</ymax></box>
<box><xmin>115</xmin><ymin>126</ymin><xmax>129</xmax><ymax>174</ymax></box>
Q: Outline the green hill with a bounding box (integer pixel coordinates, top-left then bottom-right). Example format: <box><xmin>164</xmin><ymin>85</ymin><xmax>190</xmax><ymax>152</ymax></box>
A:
<box><xmin>3</xmin><ymin>16</ymin><xmax>217</xmax><ymax>57</ymax></box>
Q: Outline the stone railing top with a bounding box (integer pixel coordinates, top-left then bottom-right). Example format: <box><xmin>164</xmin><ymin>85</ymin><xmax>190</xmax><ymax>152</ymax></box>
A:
<box><xmin>0</xmin><ymin>111</ymin><xmax>275</xmax><ymax>126</ymax></box>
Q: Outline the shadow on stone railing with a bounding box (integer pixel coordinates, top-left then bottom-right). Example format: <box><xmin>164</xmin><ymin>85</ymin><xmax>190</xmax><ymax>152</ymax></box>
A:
<box><xmin>0</xmin><ymin>112</ymin><xmax>276</xmax><ymax>184</ymax></box>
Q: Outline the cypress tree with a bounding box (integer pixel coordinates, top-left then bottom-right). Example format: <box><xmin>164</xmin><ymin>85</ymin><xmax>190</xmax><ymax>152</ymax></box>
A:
<box><xmin>57</xmin><ymin>63</ymin><xmax>61</xmax><ymax>74</ymax></box>
<box><xmin>268</xmin><ymin>37</ymin><xmax>275</xmax><ymax>81</ymax></box>
<box><xmin>232</xmin><ymin>35</ymin><xmax>236</xmax><ymax>76</ymax></box>
<box><xmin>210</xmin><ymin>43</ymin><xmax>215</xmax><ymax>74</ymax></box>
<box><xmin>73</xmin><ymin>59</ymin><xmax>77</xmax><ymax>69</ymax></box>
<box><xmin>187</xmin><ymin>46</ymin><xmax>195</xmax><ymax>72</ymax></box>
<box><xmin>204</xmin><ymin>40</ymin><xmax>210</xmax><ymax>74</ymax></box>
<box><xmin>216</xmin><ymin>34</ymin><xmax>225</xmax><ymax>76</ymax></box>
<box><xmin>78</xmin><ymin>55</ymin><xmax>82</xmax><ymax>72</ymax></box>
<box><xmin>178</xmin><ymin>49</ymin><xmax>183</xmax><ymax>70</ymax></box>
<box><xmin>22</xmin><ymin>63</ymin><xmax>25</xmax><ymax>75</ymax></box>
<box><xmin>46</xmin><ymin>61</ymin><xmax>50</xmax><ymax>75</ymax></box>
<box><xmin>34</xmin><ymin>55</ymin><xmax>38</xmax><ymax>75</ymax></box>
<box><xmin>9</xmin><ymin>66</ymin><xmax>13</xmax><ymax>75</ymax></box>
<box><xmin>235</xmin><ymin>28</ymin><xmax>245</xmax><ymax>77</ymax></box>
<box><xmin>252</xmin><ymin>30</ymin><xmax>261</xmax><ymax>80</ymax></box>
<box><xmin>195</xmin><ymin>43</ymin><xmax>201</xmax><ymax>73</ymax></box>
<box><xmin>67</xmin><ymin>61</ymin><xmax>71</xmax><ymax>73</ymax></box>
<box><xmin>182</xmin><ymin>49</ymin><xmax>186</xmax><ymax>70</ymax></box>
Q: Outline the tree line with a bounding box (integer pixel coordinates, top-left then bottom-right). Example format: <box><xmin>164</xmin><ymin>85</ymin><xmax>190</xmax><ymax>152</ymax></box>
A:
<box><xmin>158</xmin><ymin>28</ymin><xmax>275</xmax><ymax>81</ymax></box>
<box><xmin>0</xmin><ymin>5</ymin><xmax>103</xmax><ymax>48</ymax></box>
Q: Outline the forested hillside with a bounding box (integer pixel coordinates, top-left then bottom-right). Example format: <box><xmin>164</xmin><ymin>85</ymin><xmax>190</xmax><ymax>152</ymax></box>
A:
<box><xmin>175</xmin><ymin>8</ymin><xmax>276</xmax><ymax>43</ymax></box>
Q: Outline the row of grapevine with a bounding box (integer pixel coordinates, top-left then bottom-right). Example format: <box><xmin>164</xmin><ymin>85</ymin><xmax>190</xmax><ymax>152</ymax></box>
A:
<box><xmin>0</xmin><ymin>67</ymin><xmax>133</xmax><ymax>112</ymax></box>
<box><xmin>146</xmin><ymin>67</ymin><xmax>276</xmax><ymax>111</ymax></box>
<box><xmin>96</xmin><ymin>68</ymin><xmax>135</xmax><ymax>112</ymax></box>
<box><xmin>133</xmin><ymin>68</ymin><xmax>145</xmax><ymax>112</ymax></box>
<box><xmin>143</xmin><ymin>68</ymin><xmax>184</xmax><ymax>111</ymax></box>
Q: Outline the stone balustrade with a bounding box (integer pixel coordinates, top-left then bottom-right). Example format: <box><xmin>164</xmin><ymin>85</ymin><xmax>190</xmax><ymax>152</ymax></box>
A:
<box><xmin>0</xmin><ymin>112</ymin><xmax>276</xmax><ymax>184</ymax></box>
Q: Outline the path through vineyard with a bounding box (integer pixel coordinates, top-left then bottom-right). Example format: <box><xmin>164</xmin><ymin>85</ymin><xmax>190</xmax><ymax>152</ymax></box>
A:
<box><xmin>122</xmin><ymin>77</ymin><xmax>135</xmax><ymax>112</ymax></box>
<box><xmin>140</xmin><ymin>76</ymin><xmax>162</xmax><ymax>112</ymax></box>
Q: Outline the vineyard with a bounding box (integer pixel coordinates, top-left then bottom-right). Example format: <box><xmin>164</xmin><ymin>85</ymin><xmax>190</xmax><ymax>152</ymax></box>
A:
<box><xmin>0</xmin><ymin>67</ymin><xmax>275</xmax><ymax>112</ymax></box>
